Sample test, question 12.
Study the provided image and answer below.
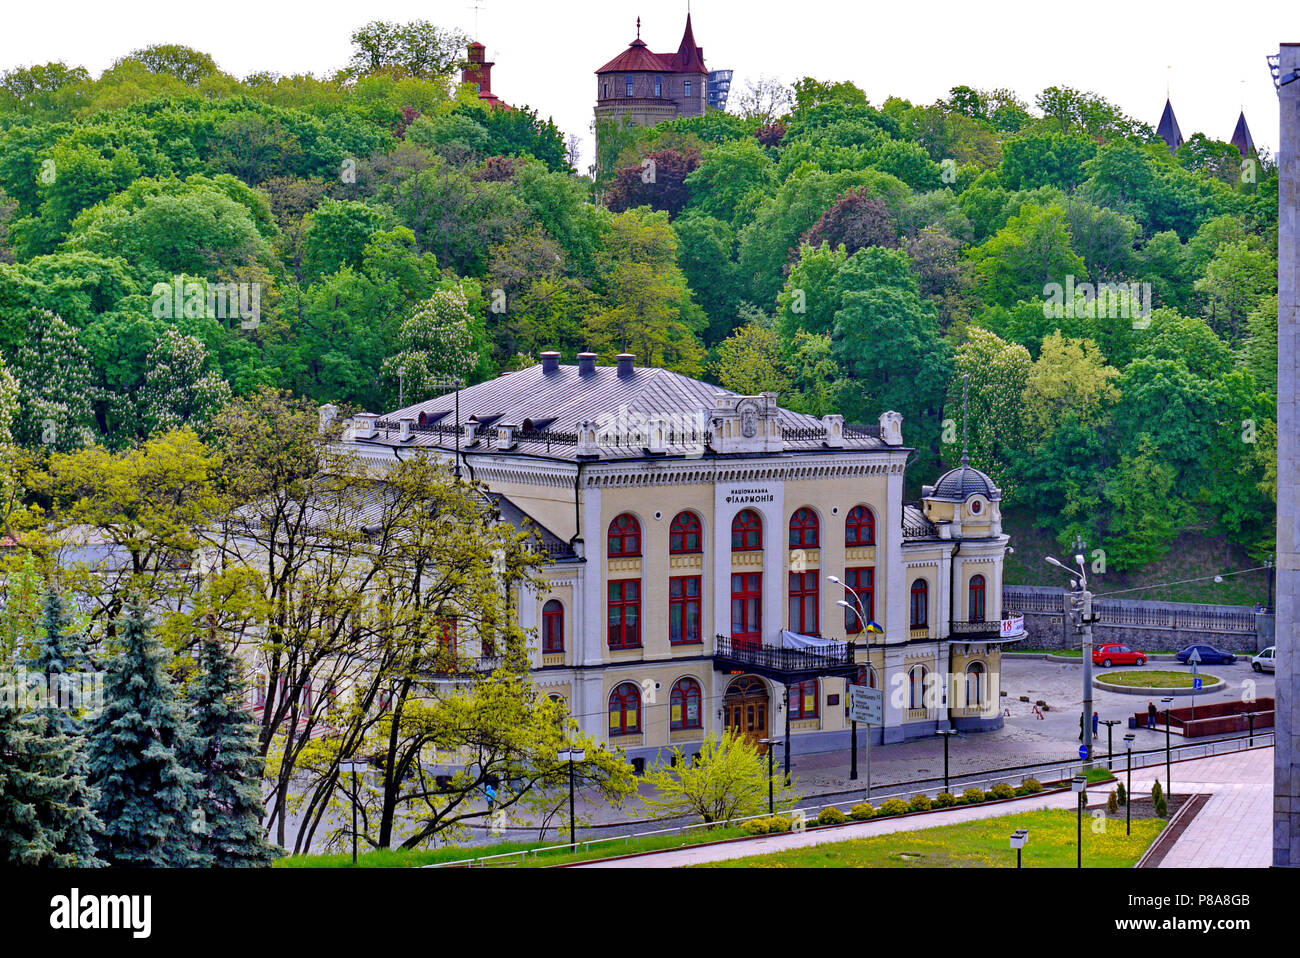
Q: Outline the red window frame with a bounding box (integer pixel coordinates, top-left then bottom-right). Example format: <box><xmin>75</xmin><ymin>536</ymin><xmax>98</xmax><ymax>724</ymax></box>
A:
<box><xmin>730</xmin><ymin>572</ymin><xmax>762</xmax><ymax>648</ymax></box>
<box><xmin>607</xmin><ymin>579</ymin><xmax>642</xmax><ymax>649</ymax></box>
<box><xmin>788</xmin><ymin>570</ymin><xmax>819</xmax><ymax>635</ymax></box>
<box><xmin>436</xmin><ymin>617</ymin><xmax>457</xmax><ymax>655</ymax></box>
<box><xmin>669</xmin><ymin>575</ymin><xmax>702</xmax><ymax>645</ymax></box>
<box><xmin>731</xmin><ymin>509</ymin><xmax>762</xmax><ymax>551</ymax></box>
<box><xmin>670</xmin><ymin>678</ymin><xmax>702</xmax><ymax>730</ymax></box>
<box><xmin>846</xmin><ymin>505</ymin><xmax>876</xmax><ymax>546</ymax></box>
<box><xmin>542</xmin><ymin>600</ymin><xmax>564</xmax><ymax>653</ymax></box>
<box><xmin>608</xmin><ymin>513</ymin><xmax>641</xmax><ymax>557</ymax></box>
<box><xmin>969</xmin><ymin>574</ymin><xmax>986</xmax><ymax>623</ymax></box>
<box><xmin>844</xmin><ymin>567</ymin><xmax>875</xmax><ymax>633</ymax></box>
<box><xmin>788</xmin><ymin>508</ymin><xmax>819</xmax><ymax>548</ymax></box>
<box><xmin>609</xmin><ymin>682</ymin><xmax>641</xmax><ymax>735</ymax></box>
<box><xmin>789</xmin><ymin>679</ymin><xmax>819</xmax><ymax>719</ymax></box>
<box><xmin>670</xmin><ymin>511</ymin><xmax>703</xmax><ymax>554</ymax></box>
<box><xmin>910</xmin><ymin>579</ymin><xmax>928</xmax><ymax>628</ymax></box>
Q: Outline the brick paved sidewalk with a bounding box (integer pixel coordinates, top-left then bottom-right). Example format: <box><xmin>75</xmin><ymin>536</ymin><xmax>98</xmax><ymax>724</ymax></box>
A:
<box><xmin>574</xmin><ymin>747</ymin><xmax>1274</xmax><ymax>868</ymax></box>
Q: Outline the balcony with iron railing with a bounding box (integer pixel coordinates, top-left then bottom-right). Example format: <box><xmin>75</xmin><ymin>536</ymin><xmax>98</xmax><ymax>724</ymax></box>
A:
<box><xmin>712</xmin><ymin>633</ymin><xmax>857</xmax><ymax>682</ymax></box>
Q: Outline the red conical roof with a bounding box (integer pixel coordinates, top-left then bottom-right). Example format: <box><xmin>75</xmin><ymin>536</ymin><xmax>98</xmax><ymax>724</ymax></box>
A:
<box><xmin>671</xmin><ymin>13</ymin><xmax>707</xmax><ymax>73</ymax></box>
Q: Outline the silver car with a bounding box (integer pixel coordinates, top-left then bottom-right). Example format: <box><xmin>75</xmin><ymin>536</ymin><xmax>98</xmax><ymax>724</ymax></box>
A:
<box><xmin>1252</xmin><ymin>646</ymin><xmax>1276</xmax><ymax>673</ymax></box>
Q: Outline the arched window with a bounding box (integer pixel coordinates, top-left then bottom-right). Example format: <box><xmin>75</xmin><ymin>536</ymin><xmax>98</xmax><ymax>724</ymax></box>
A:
<box><xmin>909</xmin><ymin>666</ymin><xmax>929</xmax><ymax>710</ymax></box>
<box><xmin>788</xmin><ymin>508</ymin><xmax>819</xmax><ymax>548</ymax></box>
<box><xmin>789</xmin><ymin>679</ymin><xmax>819</xmax><ymax>719</ymax></box>
<box><xmin>969</xmin><ymin>574</ymin><xmax>986</xmax><ymax>623</ymax></box>
<box><xmin>670</xmin><ymin>511</ymin><xmax>703</xmax><ymax>554</ymax></box>
<box><xmin>542</xmin><ymin>600</ymin><xmax>564</xmax><ymax>653</ymax></box>
<box><xmin>654</xmin><ymin>76</ymin><xmax>663</xmax><ymax>98</ymax></box>
<box><xmin>731</xmin><ymin>509</ymin><xmax>762</xmax><ymax>551</ymax></box>
<box><xmin>846</xmin><ymin>506</ymin><xmax>876</xmax><ymax>546</ymax></box>
<box><xmin>966</xmin><ymin>662</ymin><xmax>986</xmax><ymax>708</ymax></box>
<box><xmin>608</xmin><ymin>513</ymin><xmax>641</xmax><ymax>557</ymax></box>
<box><xmin>910</xmin><ymin>579</ymin><xmax>929</xmax><ymax>628</ymax></box>
<box><xmin>670</xmin><ymin>678</ymin><xmax>702</xmax><ymax>730</ymax></box>
<box><xmin>608</xmin><ymin>683</ymin><xmax>641</xmax><ymax>735</ymax></box>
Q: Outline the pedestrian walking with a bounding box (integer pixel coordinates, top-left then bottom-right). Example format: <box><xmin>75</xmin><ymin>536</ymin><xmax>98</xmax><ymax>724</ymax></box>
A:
<box><xmin>1147</xmin><ymin>701</ymin><xmax>1158</xmax><ymax>730</ymax></box>
<box><xmin>1092</xmin><ymin>710</ymin><xmax>1099</xmax><ymax>740</ymax></box>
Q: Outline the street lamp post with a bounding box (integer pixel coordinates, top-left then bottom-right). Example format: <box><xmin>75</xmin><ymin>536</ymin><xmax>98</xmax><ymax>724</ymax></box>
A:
<box><xmin>761</xmin><ymin>738</ymin><xmax>784</xmax><ymax>814</ymax></box>
<box><xmin>1046</xmin><ymin>551</ymin><xmax>1096</xmax><ymax>768</ymax></box>
<box><xmin>558</xmin><ymin>748</ymin><xmax>586</xmax><ymax>848</ymax></box>
<box><xmin>1072</xmin><ymin>774</ymin><xmax>1088</xmax><ymax>869</ymax></box>
<box><xmin>1010</xmin><ymin>828</ymin><xmax>1029</xmax><ymax>868</ymax></box>
<box><xmin>936</xmin><ymin>728</ymin><xmax>957</xmax><ymax>794</ymax></box>
<box><xmin>339</xmin><ymin>758</ymin><xmax>368</xmax><ymax>866</ymax></box>
<box><xmin>1123</xmin><ymin>733</ymin><xmax>1135</xmax><ymax>836</ymax></box>
<box><xmin>831</xmin><ymin>575</ymin><xmax>871</xmax><ymax>784</ymax></box>
<box><xmin>1161</xmin><ymin>696</ymin><xmax>1174</xmax><ymax>801</ymax></box>
<box><xmin>1101</xmin><ymin>719</ymin><xmax>1121</xmax><ymax>770</ymax></box>
<box><xmin>1247</xmin><ymin>711</ymin><xmax>1257</xmax><ymax>747</ymax></box>
<box><xmin>1266</xmin><ymin>554</ymin><xmax>1275</xmax><ymax>613</ymax></box>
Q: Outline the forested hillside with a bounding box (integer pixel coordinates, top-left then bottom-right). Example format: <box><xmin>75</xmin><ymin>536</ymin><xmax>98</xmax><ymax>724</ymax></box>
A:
<box><xmin>0</xmin><ymin>23</ymin><xmax>1279</xmax><ymax>577</ymax></box>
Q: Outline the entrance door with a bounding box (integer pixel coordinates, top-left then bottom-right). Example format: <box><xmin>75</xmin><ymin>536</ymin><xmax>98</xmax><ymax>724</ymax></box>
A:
<box><xmin>725</xmin><ymin>676</ymin><xmax>770</xmax><ymax>750</ymax></box>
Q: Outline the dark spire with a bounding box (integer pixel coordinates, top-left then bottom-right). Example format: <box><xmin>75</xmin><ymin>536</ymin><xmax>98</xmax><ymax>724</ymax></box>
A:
<box><xmin>636</xmin><ymin>16</ymin><xmax>641</xmax><ymax>40</ymax></box>
<box><xmin>1231</xmin><ymin>110</ymin><xmax>1256</xmax><ymax>157</ymax></box>
<box><xmin>1156</xmin><ymin>98</ymin><xmax>1183</xmax><ymax>152</ymax></box>
<box><xmin>671</xmin><ymin>12</ymin><xmax>707</xmax><ymax>73</ymax></box>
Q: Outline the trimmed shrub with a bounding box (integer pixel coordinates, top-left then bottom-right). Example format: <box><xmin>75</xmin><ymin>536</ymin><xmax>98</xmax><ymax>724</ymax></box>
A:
<box><xmin>849</xmin><ymin>803</ymin><xmax>875</xmax><ymax>821</ymax></box>
<box><xmin>740</xmin><ymin>818</ymin><xmax>769</xmax><ymax>836</ymax></box>
<box><xmin>934</xmin><ymin>792</ymin><xmax>956</xmax><ymax>808</ymax></box>
<box><xmin>1152</xmin><ymin>781</ymin><xmax>1168</xmax><ymax>818</ymax></box>
<box><xmin>877</xmin><ymin>798</ymin><xmax>910</xmax><ymax>817</ymax></box>
<box><xmin>817</xmin><ymin>807</ymin><xmax>847</xmax><ymax>825</ymax></box>
<box><xmin>990</xmin><ymin>783</ymin><xmax>1016</xmax><ymax>800</ymax></box>
<box><xmin>1116</xmin><ymin>782</ymin><xmax>1127</xmax><ymax>806</ymax></box>
<box><xmin>1107</xmin><ymin>790</ymin><xmax>1120</xmax><ymax>814</ymax></box>
<box><xmin>962</xmin><ymin>787</ymin><xmax>986</xmax><ymax>805</ymax></box>
<box><xmin>908</xmin><ymin>794</ymin><xmax>932</xmax><ymax>812</ymax></box>
<box><xmin>1021</xmin><ymin>778</ymin><xmax>1043</xmax><ymax>793</ymax></box>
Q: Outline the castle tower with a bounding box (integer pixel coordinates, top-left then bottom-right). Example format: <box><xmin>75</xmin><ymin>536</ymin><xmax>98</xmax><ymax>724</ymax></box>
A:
<box><xmin>462</xmin><ymin>41</ymin><xmax>509</xmax><ymax>109</ymax></box>
<box><xmin>594</xmin><ymin>14</ymin><xmax>710</xmax><ymax>159</ymax></box>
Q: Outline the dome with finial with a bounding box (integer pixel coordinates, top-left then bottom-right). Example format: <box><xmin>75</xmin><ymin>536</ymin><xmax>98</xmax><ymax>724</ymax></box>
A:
<box><xmin>929</xmin><ymin>455</ymin><xmax>1002</xmax><ymax>502</ymax></box>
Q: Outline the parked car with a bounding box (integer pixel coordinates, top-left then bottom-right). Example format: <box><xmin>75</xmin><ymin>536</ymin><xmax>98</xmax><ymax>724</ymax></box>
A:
<box><xmin>1092</xmin><ymin>644</ymin><xmax>1146</xmax><ymax>667</ymax></box>
<box><xmin>1175</xmin><ymin>644</ymin><xmax>1237</xmax><ymax>666</ymax></box>
<box><xmin>1252</xmin><ymin>646</ymin><xmax>1276</xmax><ymax>673</ymax></box>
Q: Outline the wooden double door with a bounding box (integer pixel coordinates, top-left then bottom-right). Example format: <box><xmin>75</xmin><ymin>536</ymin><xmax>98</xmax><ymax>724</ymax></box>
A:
<box><xmin>724</xmin><ymin>676</ymin><xmax>770</xmax><ymax>750</ymax></box>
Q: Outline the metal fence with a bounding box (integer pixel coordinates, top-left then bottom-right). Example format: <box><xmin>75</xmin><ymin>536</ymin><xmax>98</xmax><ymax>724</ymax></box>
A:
<box><xmin>1003</xmin><ymin>586</ymin><xmax>1258</xmax><ymax>633</ymax></box>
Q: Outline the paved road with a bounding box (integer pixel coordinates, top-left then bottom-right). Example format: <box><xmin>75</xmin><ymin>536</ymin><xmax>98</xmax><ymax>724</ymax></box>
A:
<box><xmin>573</xmin><ymin>747</ymin><xmax>1274</xmax><ymax>868</ymax></box>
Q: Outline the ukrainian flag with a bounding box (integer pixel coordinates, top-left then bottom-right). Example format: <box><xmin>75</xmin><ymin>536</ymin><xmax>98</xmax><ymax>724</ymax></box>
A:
<box><xmin>865</xmin><ymin>621</ymin><xmax>884</xmax><ymax>635</ymax></box>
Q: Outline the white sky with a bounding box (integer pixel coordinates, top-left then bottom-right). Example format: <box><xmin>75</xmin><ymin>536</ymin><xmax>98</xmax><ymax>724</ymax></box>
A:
<box><xmin>1</xmin><ymin>0</ymin><xmax>1294</xmax><ymax>172</ymax></box>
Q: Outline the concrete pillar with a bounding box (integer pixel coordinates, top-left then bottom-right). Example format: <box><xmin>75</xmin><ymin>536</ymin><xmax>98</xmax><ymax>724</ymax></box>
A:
<box><xmin>1276</xmin><ymin>41</ymin><xmax>1300</xmax><ymax>868</ymax></box>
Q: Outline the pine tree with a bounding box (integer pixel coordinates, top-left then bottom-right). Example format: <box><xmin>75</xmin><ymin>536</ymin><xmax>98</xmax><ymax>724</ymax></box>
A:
<box><xmin>13</xmin><ymin>589</ymin><xmax>105</xmax><ymax>866</ymax></box>
<box><xmin>184</xmin><ymin>637</ymin><xmax>279</xmax><ymax>867</ymax></box>
<box><xmin>85</xmin><ymin>598</ymin><xmax>199</xmax><ymax>867</ymax></box>
<box><xmin>0</xmin><ymin>704</ymin><xmax>59</xmax><ymax>865</ymax></box>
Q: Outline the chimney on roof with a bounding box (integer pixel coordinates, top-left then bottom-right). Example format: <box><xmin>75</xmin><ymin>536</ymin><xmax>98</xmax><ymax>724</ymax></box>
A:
<box><xmin>617</xmin><ymin>353</ymin><xmax>635</xmax><ymax>377</ymax></box>
<box><xmin>578</xmin><ymin>352</ymin><xmax>597</xmax><ymax>376</ymax></box>
<box><xmin>541</xmin><ymin>350</ymin><xmax>560</xmax><ymax>374</ymax></box>
<box><xmin>352</xmin><ymin>413</ymin><xmax>378</xmax><ymax>439</ymax></box>
<box><xmin>398</xmin><ymin>416</ymin><xmax>416</xmax><ymax>442</ymax></box>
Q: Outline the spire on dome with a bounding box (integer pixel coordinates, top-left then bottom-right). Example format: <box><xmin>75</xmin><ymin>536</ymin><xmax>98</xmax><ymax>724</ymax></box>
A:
<box><xmin>1231</xmin><ymin>110</ymin><xmax>1256</xmax><ymax>157</ymax></box>
<box><xmin>1156</xmin><ymin>98</ymin><xmax>1183</xmax><ymax>153</ymax></box>
<box><xmin>961</xmin><ymin>372</ymin><xmax>970</xmax><ymax>467</ymax></box>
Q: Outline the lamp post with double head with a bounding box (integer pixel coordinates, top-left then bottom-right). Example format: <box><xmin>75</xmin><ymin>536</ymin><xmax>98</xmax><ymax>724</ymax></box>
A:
<box><xmin>1046</xmin><ymin>551</ymin><xmax>1096</xmax><ymax>768</ymax></box>
<box><xmin>830</xmin><ymin>575</ymin><xmax>869</xmax><ymax>783</ymax></box>
<box><xmin>557</xmin><ymin>748</ymin><xmax>586</xmax><ymax>848</ymax></box>
<box><xmin>1100</xmin><ymin>718</ymin><xmax>1120</xmax><ymax>770</ymax></box>
<box><xmin>1072</xmin><ymin>774</ymin><xmax>1088</xmax><ymax>868</ymax></box>
<box><xmin>1161</xmin><ymin>696</ymin><xmax>1174</xmax><ymax>801</ymax></box>
<box><xmin>338</xmin><ymin>758</ymin><xmax>368</xmax><ymax>866</ymax></box>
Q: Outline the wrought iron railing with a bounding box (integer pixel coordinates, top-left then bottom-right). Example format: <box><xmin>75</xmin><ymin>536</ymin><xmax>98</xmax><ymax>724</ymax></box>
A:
<box><xmin>713</xmin><ymin>634</ymin><xmax>854</xmax><ymax>672</ymax></box>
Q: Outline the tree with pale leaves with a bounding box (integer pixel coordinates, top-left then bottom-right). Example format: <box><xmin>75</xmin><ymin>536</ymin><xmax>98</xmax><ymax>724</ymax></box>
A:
<box><xmin>12</xmin><ymin>310</ymin><xmax>98</xmax><ymax>452</ymax></box>
<box><xmin>138</xmin><ymin>328</ymin><xmax>232</xmax><ymax>436</ymax></box>
<box><xmin>381</xmin><ymin>284</ymin><xmax>481</xmax><ymax>407</ymax></box>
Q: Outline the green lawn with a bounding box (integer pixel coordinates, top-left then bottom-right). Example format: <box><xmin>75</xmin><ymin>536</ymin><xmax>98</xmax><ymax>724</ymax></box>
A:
<box><xmin>276</xmin><ymin>825</ymin><xmax>752</xmax><ymax>868</ymax></box>
<box><xmin>1096</xmin><ymin>670</ymin><xmax>1222</xmax><ymax>689</ymax></box>
<box><xmin>697</xmin><ymin>808</ymin><xmax>1164</xmax><ymax>868</ymax></box>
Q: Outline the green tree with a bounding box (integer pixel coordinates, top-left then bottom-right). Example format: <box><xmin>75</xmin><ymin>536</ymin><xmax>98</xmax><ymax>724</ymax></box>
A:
<box><xmin>944</xmin><ymin>328</ymin><xmax>1033</xmax><ymax>494</ymax></box>
<box><xmin>1022</xmin><ymin>332</ymin><xmax>1120</xmax><ymax>440</ymax></box>
<box><xmin>1102</xmin><ymin>434</ymin><xmax>1194</xmax><ymax>571</ymax></box>
<box><xmin>381</xmin><ymin>284</ymin><xmax>483</xmax><ymax>406</ymax></box>
<box><xmin>969</xmin><ymin>201</ymin><xmax>1086</xmax><ymax>308</ymax></box>
<box><xmin>85</xmin><ymin>599</ymin><xmax>200</xmax><ymax>867</ymax></box>
<box><xmin>184</xmin><ymin>638</ymin><xmax>279</xmax><ymax>867</ymax></box>
<box><xmin>641</xmin><ymin>729</ymin><xmax>796</xmax><ymax>825</ymax></box>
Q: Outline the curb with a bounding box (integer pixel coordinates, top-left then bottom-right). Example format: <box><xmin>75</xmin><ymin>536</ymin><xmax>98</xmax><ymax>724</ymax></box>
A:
<box><xmin>1092</xmin><ymin>674</ymin><xmax>1224</xmax><ymax>697</ymax></box>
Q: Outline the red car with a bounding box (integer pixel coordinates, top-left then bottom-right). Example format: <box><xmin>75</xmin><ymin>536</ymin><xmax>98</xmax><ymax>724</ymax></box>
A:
<box><xmin>1092</xmin><ymin>644</ymin><xmax>1146</xmax><ymax>667</ymax></box>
